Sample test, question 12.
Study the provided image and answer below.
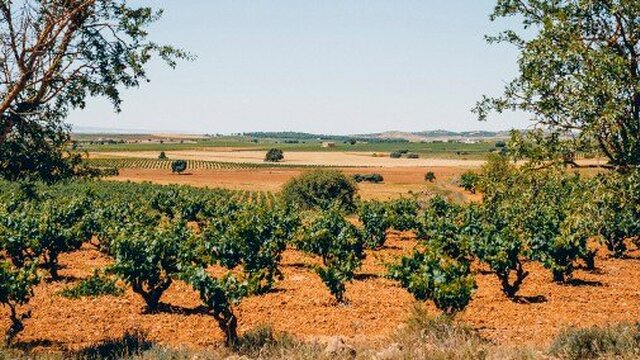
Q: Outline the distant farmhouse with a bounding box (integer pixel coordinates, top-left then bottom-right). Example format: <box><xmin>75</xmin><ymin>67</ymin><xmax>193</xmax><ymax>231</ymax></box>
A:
<box><xmin>322</xmin><ymin>141</ymin><xmax>337</xmax><ymax>148</ymax></box>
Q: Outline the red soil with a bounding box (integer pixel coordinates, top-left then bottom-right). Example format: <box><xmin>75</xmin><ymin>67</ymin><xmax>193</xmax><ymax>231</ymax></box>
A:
<box><xmin>2</xmin><ymin>234</ymin><xmax>640</xmax><ymax>352</ymax></box>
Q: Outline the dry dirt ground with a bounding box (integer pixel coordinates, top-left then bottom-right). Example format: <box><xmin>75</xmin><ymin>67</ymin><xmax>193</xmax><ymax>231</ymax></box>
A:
<box><xmin>2</xmin><ymin>235</ymin><xmax>640</xmax><ymax>352</ymax></box>
<box><xmin>109</xmin><ymin>167</ymin><xmax>479</xmax><ymax>201</ymax></box>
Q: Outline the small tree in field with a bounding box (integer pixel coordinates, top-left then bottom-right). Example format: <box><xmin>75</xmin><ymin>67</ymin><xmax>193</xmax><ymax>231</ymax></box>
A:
<box><xmin>264</xmin><ymin>148</ymin><xmax>284</xmax><ymax>162</ymax></box>
<box><xmin>281</xmin><ymin>170</ymin><xmax>358</xmax><ymax>212</ymax></box>
<box><xmin>0</xmin><ymin>261</ymin><xmax>39</xmax><ymax>345</ymax></box>
<box><xmin>425</xmin><ymin>171</ymin><xmax>436</xmax><ymax>182</ymax></box>
<box><xmin>297</xmin><ymin>208</ymin><xmax>365</xmax><ymax>303</ymax></box>
<box><xmin>171</xmin><ymin>160</ymin><xmax>187</xmax><ymax>174</ymax></box>
<box><xmin>158</xmin><ymin>151</ymin><xmax>168</xmax><ymax>160</ymax></box>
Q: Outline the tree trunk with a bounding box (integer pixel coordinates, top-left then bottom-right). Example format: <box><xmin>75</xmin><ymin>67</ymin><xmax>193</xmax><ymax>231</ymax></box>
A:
<box><xmin>214</xmin><ymin>308</ymin><xmax>238</xmax><ymax>347</ymax></box>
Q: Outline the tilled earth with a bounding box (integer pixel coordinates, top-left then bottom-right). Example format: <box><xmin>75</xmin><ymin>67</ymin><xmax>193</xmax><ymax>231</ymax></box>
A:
<box><xmin>2</xmin><ymin>234</ymin><xmax>640</xmax><ymax>352</ymax></box>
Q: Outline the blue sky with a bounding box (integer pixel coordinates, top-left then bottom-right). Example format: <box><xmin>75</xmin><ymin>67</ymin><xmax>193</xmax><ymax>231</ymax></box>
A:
<box><xmin>67</xmin><ymin>0</ymin><xmax>530</xmax><ymax>135</ymax></box>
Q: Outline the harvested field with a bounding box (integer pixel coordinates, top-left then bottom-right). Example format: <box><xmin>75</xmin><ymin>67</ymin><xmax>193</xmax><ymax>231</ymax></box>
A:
<box><xmin>2</xmin><ymin>234</ymin><xmax>640</xmax><ymax>352</ymax></box>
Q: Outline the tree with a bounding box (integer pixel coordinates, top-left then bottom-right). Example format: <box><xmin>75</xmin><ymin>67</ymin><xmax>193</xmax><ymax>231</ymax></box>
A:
<box><xmin>475</xmin><ymin>1</ymin><xmax>640</xmax><ymax>169</ymax></box>
<box><xmin>425</xmin><ymin>171</ymin><xmax>436</xmax><ymax>182</ymax></box>
<box><xmin>0</xmin><ymin>1</ymin><xmax>188</xmax><ymax>181</ymax></box>
<box><xmin>281</xmin><ymin>170</ymin><xmax>359</xmax><ymax>212</ymax></box>
<box><xmin>171</xmin><ymin>160</ymin><xmax>187</xmax><ymax>174</ymax></box>
<box><xmin>158</xmin><ymin>152</ymin><xmax>168</xmax><ymax>160</ymax></box>
<box><xmin>264</xmin><ymin>148</ymin><xmax>284</xmax><ymax>162</ymax></box>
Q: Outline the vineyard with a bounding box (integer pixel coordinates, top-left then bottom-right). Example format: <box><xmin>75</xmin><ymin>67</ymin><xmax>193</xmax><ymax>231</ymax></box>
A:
<box><xmin>87</xmin><ymin>158</ymin><xmax>275</xmax><ymax>170</ymax></box>
<box><xmin>0</xmin><ymin>162</ymin><xmax>639</xmax><ymax>358</ymax></box>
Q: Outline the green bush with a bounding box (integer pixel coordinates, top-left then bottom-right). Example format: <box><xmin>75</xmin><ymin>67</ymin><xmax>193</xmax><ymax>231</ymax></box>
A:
<box><xmin>203</xmin><ymin>204</ymin><xmax>299</xmax><ymax>294</ymax></box>
<box><xmin>467</xmin><ymin>204</ymin><xmax>529</xmax><ymax>298</ymax></box>
<box><xmin>390</xmin><ymin>151</ymin><xmax>403</xmax><ymax>159</ymax></box>
<box><xmin>386</xmin><ymin>198</ymin><xmax>420</xmax><ymax>232</ymax></box>
<box><xmin>418</xmin><ymin>196</ymin><xmax>470</xmax><ymax>262</ymax></box>
<box><xmin>549</xmin><ymin>323</ymin><xmax>640</xmax><ymax>360</ymax></box>
<box><xmin>589</xmin><ymin>170</ymin><xmax>640</xmax><ymax>258</ymax></box>
<box><xmin>0</xmin><ymin>261</ymin><xmax>39</xmax><ymax>345</ymax></box>
<box><xmin>425</xmin><ymin>171</ymin><xmax>436</xmax><ymax>182</ymax></box>
<box><xmin>171</xmin><ymin>160</ymin><xmax>187</xmax><ymax>174</ymax></box>
<box><xmin>109</xmin><ymin>219</ymin><xmax>195</xmax><ymax>312</ymax></box>
<box><xmin>297</xmin><ymin>208</ymin><xmax>365</xmax><ymax>303</ymax></box>
<box><xmin>281</xmin><ymin>170</ymin><xmax>358</xmax><ymax>212</ymax></box>
<box><xmin>459</xmin><ymin>171</ymin><xmax>480</xmax><ymax>193</ymax></box>
<box><xmin>158</xmin><ymin>151</ymin><xmax>167</xmax><ymax>160</ymax></box>
<box><xmin>352</xmin><ymin>173</ymin><xmax>384</xmax><ymax>183</ymax></box>
<box><xmin>58</xmin><ymin>270</ymin><xmax>123</xmax><ymax>299</ymax></box>
<box><xmin>0</xmin><ymin>195</ymin><xmax>93</xmax><ymax>279</ymax></box>
<box><xmin>358</xmin><ymin>201</ymin><xmax>389</xmax><ymax>249</ymax></box>
<box><xmin>388</xmin><ymin>248</ymin><xmax>476</xmax><ymax>315</ymax></box>
<box><xmin>264</xmin><ymin>148</ymin><xmax>284</xmax><ymax>162</ymax></box>
<box><xmin>179</xmin><ymin>266</ymin><xmax>248</xmax><ymax>346</ymax></box>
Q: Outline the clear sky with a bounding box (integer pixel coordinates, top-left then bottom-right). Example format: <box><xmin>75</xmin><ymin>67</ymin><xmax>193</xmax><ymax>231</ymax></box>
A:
<box><xmin>67</xmin><ymin>0</ymin><xmax>530</xmax><ymax>135</ymax></box>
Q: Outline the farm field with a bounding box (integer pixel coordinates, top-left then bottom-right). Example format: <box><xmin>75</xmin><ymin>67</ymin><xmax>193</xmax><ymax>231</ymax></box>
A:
<box><xmin>90</xmin><ymin>150</ymin><xmax>488</xmax><ymax>167</ymax></box>
<box><xmin>106</xmin><ymin>167</ymin><xmax>478</xmax><ymax>201</ymax></box>
<box><xmin>2</xmin><ymin>235</ymin><xmax>640</xmax><ymax>352</ymax></box>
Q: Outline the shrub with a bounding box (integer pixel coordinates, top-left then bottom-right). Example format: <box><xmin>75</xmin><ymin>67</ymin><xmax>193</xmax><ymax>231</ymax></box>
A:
<box><xmin>171</xmin><ymin>160</ymin><xmax>187</xmax><ymax>174</ymax></box>
<box><xmin>459</xmin><ymin>171</ymin><xmax>479</xmax><ymax>193</ymax></box>
<box><xmin>388</xmin><ymin>248</ymin><xmax>476</xmax><ymax>315</ymax></box>
<box><xmin>264</xmin><ymin>148</ymin><xmax>284</xmax><ymax>162</ymax></box>
<box><xmin>549</xmin><ymin>323</ymin><xmax>640</xmax><ymax>360</ymax></box>
<box><xmin>0</xmin><ymin>195</ymin><xmax>93</xmax><ymax>279</ymax></box>
<box><xmin>109</xmin><ymin>219</ymin><xmax>195</xmax><ymax>312</ymax></box>
<box><xmin>297</xmin><ymin>208</ymin><xmax>365</xmax><ymax>303</ymax></box>
<box><xmin>203</xmin><ymin>204</ymin><xmax>300</xmax><ymax>294</ymax></box>
<box><xmin>387</xmin><ymin>198</ymin><xmax>420</xmax><ymax>232</ymax></box>
<box><xmin>418</xmin><ymin>196</ymin><xmax>470</xmax><ymax>262</ymax></box>
<box><xmin>281</xmin><ymin>170</ymin><xmax>358</xmax><ymax>212</ymax></box>
<box><xmin>390</xmin><ymin>151</ymin><xmax>403</xmax><ymax>159</ymax></box>
<box><xmin>0</xmin><ymin>261</ymin><xmax>39</xmax><ymax>345</ymax></box>
<box><xmin>58</xmin><ymin>270</ymin><xmax>123</xmax><ymax>299</ymax></box>
<box><xmin>467</xmin><ymin>204</ymin><xmax>529</xmax><ymax>298</ymax></box>
<box><xmin>158</xmin><ymin>151</ymin><xmax>167</xmax><ymax>160</ymax></box>
<box><xmin>589</xmin><ymin>170</ymin><xmax>640</xmax><ymax>258</ymax></box>
<box><xmin>425</xmin><ymin>171</ymin><xmax>436</xmax><ymax>182</ymax></box>
<box><xmin>358</xmin><ymin>201</ymin><xmax>389</xmax><ymax>249</ymax></box>
<box><xmin>352</xmin><ymin>173</ymin><xmax>384</xmax><ymax>183</ymax></box>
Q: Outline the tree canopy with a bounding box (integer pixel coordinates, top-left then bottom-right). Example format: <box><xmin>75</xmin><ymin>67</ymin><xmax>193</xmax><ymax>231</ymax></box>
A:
<box><xmin>0</xmin><ymin>0</ymin><xmax>188</xmax><ymax>182</ymax></box>
<box><xmin>476</xmin><ymin>0</ymin><xmax>640</xmax><ymax>169</ymax></box>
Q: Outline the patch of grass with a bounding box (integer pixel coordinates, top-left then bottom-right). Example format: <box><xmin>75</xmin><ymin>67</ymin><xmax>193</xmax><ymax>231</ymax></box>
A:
<box><xmin>549</xmin><ymin>323</ymin><xmax>640</xmax><ymax>360</ymax></box>
<box><xmin>391</xmin><ymin>304</ymin><xmax>488</xmax><ymax>359</ymax></box>
<box><xmin>58</xmin><ymin>271</ymin><xmax>123</xmax><ymax>299</ymax></box>
<box><xmin>72</xmin><ymin>331</ymin><xmax>152</xmax><ymax>360</ymax></box>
